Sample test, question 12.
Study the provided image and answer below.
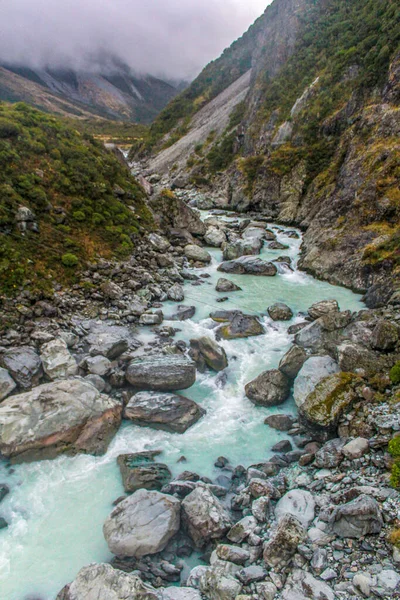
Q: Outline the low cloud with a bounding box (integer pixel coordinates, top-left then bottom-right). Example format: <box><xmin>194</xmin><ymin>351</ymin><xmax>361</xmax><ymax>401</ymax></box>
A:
<box><xmin>1</xmin><ymin>0</ymin><xmax>269</xmax><ymax>79</ymax></box>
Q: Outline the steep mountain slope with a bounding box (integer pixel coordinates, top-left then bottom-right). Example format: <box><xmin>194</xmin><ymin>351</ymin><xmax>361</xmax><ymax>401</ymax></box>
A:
<box><xmin>0</xmin><ymin>102</ymin><xmax>153</xmax><ymax>297</ymax></box>
<box><xmin>141</xmin><ymin>0</ymin><xmax>400</xmax><ymax>306</ymax></box>
<box><xmin>0</xmin><ymin>63</ymin><xmax>181</xmax><ymax>123</ymax></box>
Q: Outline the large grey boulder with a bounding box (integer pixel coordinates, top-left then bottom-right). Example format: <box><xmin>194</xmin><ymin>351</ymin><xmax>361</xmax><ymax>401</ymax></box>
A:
<box><xmin>275</xmin><ymin>489</ymin><xmax>316</xmax><ymax>528</ymax></box>
<box><xmin>199</xmin><ymin>565</ymin><xmax>242</xmax><ymax>600</ymax></box>
<box><xmin>279</xmin><ymin>346</ymin><xmax>307</xmax><ymax>379</ymax></box>
<box><xmin>218</xmin><ymin>256</ymin><xmax>277</xmax><ymax>276</ymax></box>
<box><xmin>126</xmin><ymin>356</ymin><xmax>196</xmax><ymax>391</ymax></box>
<box><xmin>167</xmin><ymin>284</ymin><xmax>184</xmax><ymax>302</ymax></box>
<box><xmin>299</xmin><ymin>373</ymin><xmax>359</xmax><ymax>428</ymax></box>
<box><xmin>263</xmin><ymin>514</ymin><xmax>305</xmax><ymax>567</ymax></box>
<box><xmin>282</xmin><ymin>569</ymin><xmax>335</xmax><ymax>600</ymax></box>
<box><xmin>217</xmin><ymin>314</ymin><xmax>265</xmax><ymax>340</ymax></box>
<box><xmin>1</xmin><ymin>346</ymin><xmax>42</xmax><ymax>389</ymax></box>
<box><xmin>103</xmin><ymin>489</ymin><xmax>180</xmax><ymax>557</ymax></box>
<box><xmin>162</xmin><ymin>588</ymin><xmax>202</xmax><ymax>600</ymax></box>
<box><xmin>245</xmin><ymin>369</ymin><xmax>291</xmax><ymax>407</ymax></box>
<box><xmin>182</xmin><ymin>485</ymin><xmax>232</xmax><ymax>548</ymax></box>
<box><xmin>56</xmin><ymin>563</ymin><xmax>160</xmax><ymax>600</ymax></box>
<box><xmin>204</xmin><ymin>226</ymin><xmax>226</xmax><ymax>247</ymax></box>
<box><xmin>330</xmin><ymin>494</ymin><xmax>383</xmax><ymax>538</ymax></box>
<box><xmin>87</xmin><ymin>332</ymin><xmax>128</xmax><ymax>360</ymax></box>
<box><xmin>148</xmin><ymin>232</ymin><xmax>170</xmax><ymax>252</ymax></box>
<box><xmin>40</xmin><ymin>338</ymin><xmax>78</xmax><ymax>380</ymax></box>
<box><xmin>0</xmin><ymin>368</ymin><xmax>16</xmax><ymax>401</ymax></box>
<box><xmin>0</xmin><ymin>379</ymin><xmax>122</xmax><ymax>462</ymax></box>
<box><xmin>293</xmin><ymin>356</ymin><xmax>339</xmax><ymax>408</ymax></box>
<box><xmin>124</xmin><ymin>391</ymin><xmax>205</xmax><ymax>433</ymax></box>
<box><xmin>189</xmin><ymin>336</ymin><xmax>228</xmax><ymax>372</ymax></box>
<box><xmin>370</xmin><ymin>320</ymin><xmax>399</xmax><ymax>351</ymax></box>
<box><xmin>308</xmin><ymin>300</ymin><xmax>339</xmax><ymax>320</ymax></box>
<box><xmin>268</xmin><ymin>303</ymin><xmax>293</xmax><ymax>321</ymax></box>
<box><xmin>184</xmin><ymin>245</ymin><xmax>212</xmax><ymax>263</ymax></box>
<box><xmin>215</xmin><ymin>278</ymin><xmax>242</xmax><ymax>293</ymax></box>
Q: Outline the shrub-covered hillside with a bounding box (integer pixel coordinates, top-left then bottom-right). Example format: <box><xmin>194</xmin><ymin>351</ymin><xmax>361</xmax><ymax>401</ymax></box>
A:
<box><xmin>0</xmin><ymin>102</ymin><xmax>153</xmax><ymax>297</ymax></box>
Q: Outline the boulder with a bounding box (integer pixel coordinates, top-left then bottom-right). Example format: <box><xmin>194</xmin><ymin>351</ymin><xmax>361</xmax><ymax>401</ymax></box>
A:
<box><xmin>210</xmin><ymin>309</ymin><xmax>242</xmax><ymax>323</ymax></box>
<box><xmin>162</xmin><ymin>588</ymin><xmax>202</xmax><ymax>600</ymax></box>
<box><xmin>337</xmin><ymin>342</ymin><xmax>379</xmax><ymax>375</ymax></box>
<box><xmin>218</xmin><ymin>256</ymin><xmax>277</xmax><ymax>276</ymax></box>
<box><xmin>294</xmin><ymin>321</ymin><xmax>324</xmax><ymax>351</ymax></box>
<box><xmin>278</xmin><ymin>346</ymin><xmax>307</xmax><ymax>379</ymax></box>
<box><xmin>314</xmin><ymin>439</ymin><xmax>346</xmax><ymax>468</ymax></box>
<box><xmin>167</xmin><ymin>284</ymin><xmax>184</xmax><ymax>302</ymax></box>
<box><xmin>117</xmin><ymin>452</ymin><xmax>171</xmax><ymax>493</ymax></box>
<box><xmin>100</xmin><ymin>281</ymin><xmax>123</xmax><ymax>300</ymax></box>
<box><xmin>103</xmin><ymin>489</ymin><xmax>180</xmax><ymax>557</ymax></box>
<box><xmin>0</xmin><ymin>483</ymin><xmax>9</xmax><ymax>503</ymax></box>
<box><xmin>149</xmin><ymin>192</ymin><xmax>206</xmax><ymax>236</ymax></box>
<box><xmin>0</xmin><ymin>379</ymin><xmax>122</xmax><ymax>462</ymax></box>
<box><xmin>268</xmin><ymin>241</ymin><xmax>289</xmax><ymax>250</ymax></box>
<box><xmin>342</xmin><ymin>437</ymin><xmax>369</xmax><ymax>459</ymax></box>
<box><xmin>267</xmin><ymin>303</ymin><xmax>293</xmax><ymax>321</ymax></box>
<box><xmin>148</xmin><ymin>232</ymin><xmax>170</xmax><ymax>252</ymax></box>
<box><xmin>227</xmin><ymin>516</ymin><xmax>258</xmax><ymax>543</ymax></box>
<box><xmin>216</xmin><ymin>278</ymin><xmax>242</xmax><ymax>293</ymax></box>
<box><xmin>217</xmin><ymin>314</ymin><xmax>265</xmax><ymax>340</ymax></box>
<box><xmin>139</xmin><ymin>312</ymin><xmax>164</xmax><ymax>326</ymax></box>
<box><xmin>299</xmin><ymin>372</ymin><xmax>359</xmax><ymax>428</ymax></box>
<box><xmin>293</xmin><ymin>356</ymin><xmax>339</xmax><ymax>408</ymax></box>
<box><xmin>1</xmin><ymin>346</ymin><xmax>42</xmax><ymax>389</ymax></box>
<box><xmin>204</xmin><ymin>227</ymin><xmax>226</xmax><ymax>247</ymax></box>
<box><xmin>245</xmin><ymin>369</ymin><xmax>291</xmax><ymax>407</ymax></box>
<box><xmin>370</xmin><ymin>320</ymin><xmax>399</xmax><ymax>351</ymax></box>
<box><xmin>126</xmin><ymin>356</ymin><xmax>196</xmax><ymax>391</ymax></box>
<box><xmin>216</xmin><ymin>544</ymin><xmax>250</xmax><ymax>565</ymax></box>
<box><xmin>0</xmin><ymin>368</ymin><xmax>16</xmax><ymax>401</ymax></box>
<box><xmin>87</xmin><ymin>332</ymin><xmax>129</xmax><ymax>360</ymax></box>
<box><xmin>182</xmin><ymin>485</ymin><xmax>232</xmax><ymax>548</ymax></box>
<box><xmin>263</xmin><ymin>514</ymin><xmax>305</xmax><ymax>567</ymax></box>
<box><xmin>189</xmin><ymin>336</ymin><xmax>228</xmax><ymax>372</ymax></box>
<box><xmin>56</xmin><ymin>563</ymin><xmax>160</xmax><ymax>600</ymax></box>
<box><xmin>184</xmin><ymin>245</ymin><xmax>212</xmax><ymax>263</ymax></box>
<box><xmin>330</xmin><ymin>494</ymin><xmax>383</xmax><ymax>538</ymax></box>
<box><xmin>282</xmin><ymin>569</ymin><xmax>335</xmax><ymax>600</ymax></box>
<box><xmin>40</xmin><ymin>339</ymin><xmax>78</xmax><ymax>380</ymax></box>
<box><xmin>275</xmin><ymin>489</ymin><xmax>315</xmax><ymax>528</ymax></box>
<box><xmin>308</xmin><ymin>300</ymin><xmax>339</xmax><ymax>320</ymax></box>
<box><xmin>124</xmin><ymin>391</ymin><xmax>205</xmax><ymax>433</ymax></box>
<box><xmin>199</xmin><ymin>565</ymin><xmax>242</xmax><ymax>600</ymax></box>
<box><xmin>85</xmin><ymin>356</ymin><xmax>111</xmax><ymax>377</ymax></box>
<box><xmin>85</xmin><ymin>374</ymin><xmax>106</xmax><ymax>392</ymax></box>
<box><xmin>264</xmin><ymin>414</ymin><xmax>296</xmax><ymax>431</ymax></box>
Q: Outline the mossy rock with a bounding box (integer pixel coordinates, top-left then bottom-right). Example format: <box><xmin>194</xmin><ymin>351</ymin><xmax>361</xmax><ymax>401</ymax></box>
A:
<box><xmin>300</xmin><ymin>372</ymin><xmax>361</xmax><ymax>428</ymax></box>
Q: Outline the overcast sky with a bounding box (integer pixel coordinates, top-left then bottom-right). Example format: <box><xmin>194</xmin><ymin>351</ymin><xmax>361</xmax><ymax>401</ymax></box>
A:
<box><xmin>0</xmin><ymin>0</ymin><xmax>270</xmax><ymax>79</ymax></box>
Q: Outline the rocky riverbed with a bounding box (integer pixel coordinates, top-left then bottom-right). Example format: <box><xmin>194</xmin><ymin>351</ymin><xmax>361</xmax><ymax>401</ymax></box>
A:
<box><xmin>0</xmin><ymin>197</ymin><xmax>399</xmax><ymax>600</ymax></box>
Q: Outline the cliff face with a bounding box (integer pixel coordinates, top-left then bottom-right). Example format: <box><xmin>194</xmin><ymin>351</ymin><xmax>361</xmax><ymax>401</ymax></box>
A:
<box><xmin>144</xmin><ymin>0</ymin><xmax>400</xmax><ymax>306</ymax></box>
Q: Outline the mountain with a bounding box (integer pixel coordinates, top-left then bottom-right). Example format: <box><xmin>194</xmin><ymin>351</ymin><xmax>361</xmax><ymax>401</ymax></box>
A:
<box><xmin>0</xmin><ymin>62</ymin><xmax>182</xmax><ymax>123</ymax></box>
<box><xmin>139</xmin><ymin>0</ymin><xmax>400</xmax><ymax>307</ymax></box>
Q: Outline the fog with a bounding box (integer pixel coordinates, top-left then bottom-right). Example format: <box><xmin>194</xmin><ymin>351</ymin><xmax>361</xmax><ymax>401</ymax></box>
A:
<box><xmin>0</xmin><ymin>0</ymin><xmax>270</xmax><ymax>79</ymax></box>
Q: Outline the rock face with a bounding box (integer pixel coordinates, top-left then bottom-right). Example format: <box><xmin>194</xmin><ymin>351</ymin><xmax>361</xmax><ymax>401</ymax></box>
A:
<box><xmin>40</xmin><ymin>338</ymin><xmax>78</xmax><ymax>380</ymax></box>
<box><xmin>189</xmin><ymin>336</ymin><xmax>228</xmax><ymax>372</ymax></box>
<box><xmin>216</xmin><ymin>278</ymin><xmax>242</xmax><ymax>292</ymax></box>
<box><xmin>282</xmin><ymin>569</ymin><xmax>335</xmax><ymax>600</ymax></box>
<box><xmin>275</xmin><ymin>489</ymin><xmax>316</xmax><ymax>528</ymax></box>
<box><xmin>330</xmin><ymin>494</ymin><xmax>383</xmax><ymax>538</ymax></box>
<box><xmin>245</xmin><ymin>369</ymin><xmax>291</xmax><ymax>407</ymax></box>
<box><xmin>182</xmin><ymin>485</ymin><xmax>232</xmax><ymax>548</ymax></box>
<box><xmin>117</xmin><ymin>453</ymin><xmax>171</xmax><ymax>493</ymax></box>
<box><xmin>0</xmin><ymin>379</ymin><xmax>122</xmax><ymax>462</ymax></box>
<box><xmin>103</xmin><ymin>489</ymin><xmax>180</xmax><ymax>558</ymax></box>
<box><xmin>299</xmin><ymin>372</ymin><xmax>359</xmax><ymax>428</ymax></box>
<box><xmin>184</xmin><ymin>245</ymin><xmax>212</xmax><ymax>263</ymax></box>
<box><xmin>293</xmin><ymin>356</ymin><xmax>340</xmax><ymax>408</ymax></box>
<box><xmin>0</xmin><ymin>368</ymin><xmax>16</xmax><ymax>401</ymax></box>
<box><xmin>218</xmin><ymin>256</ymin><xmax>277</xmax><ymax>276</ymax></box>
<box><xmin>263</xmin><ymin>514</ymin><xmax>305</xmax><ymax>567</ymax></box>
<box><xmin>1</xmin><ymin>346</ymin><xmax>42</xmax><ymax>389</ymax></box>
<box><xmin>217</xmin><ymin>313</ymin><xmax>265</xmax><ymax>340</ymax></box>
<box><xmin>126</xmin><ymin>356</ymin><xmax>196</xmax><ymax>391</ymax></box>
<box><xmin>268</xmin><ymin>303</ymin><xmax>293</xmax><ymax>321</ymax></box>
<box><xmin>56</xmin><ymin>563</ymin><xmax>160</xmax><ymax>600</ymax></box>
<box><xmin>124</xmin><ymin>391</ymin><xmax>205</xmax><ymax>433</ymax></box>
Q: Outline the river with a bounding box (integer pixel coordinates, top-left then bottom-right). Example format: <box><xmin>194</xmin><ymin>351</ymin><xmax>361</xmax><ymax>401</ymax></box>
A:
<box><xmin>0</xmin><ymin>214</ymin><xmax>364</xmax><ymax>600</ymax></box>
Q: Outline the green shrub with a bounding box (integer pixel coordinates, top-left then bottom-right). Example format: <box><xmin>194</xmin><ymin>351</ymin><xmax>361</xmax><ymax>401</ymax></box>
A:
<box><xmin>390</xmin><ymin>461</ymin><xmax>400</xmax><ymax>489</ymax></box>
<box><xmin>61</xmin><ymin>253</ymin><xmax>79</xmax><ymax>267</ymax></box>
<box><xmin>0</xmin><ymin>118</ymin><xmax>21</xmax><ymax>138</ymax></box>
<box><xmin>389</xmin><ymin>362</ymin><xmax>400</xmax><ymax>385</ymax></box>
<box><xmin>388</xmin><ymin>437</ymin><xmax>400</xmax><ymax>458</ymax></box>
<box><xmin>72</xmin><ymin>210</ymin><xmax>86</xmax><ymax>222</ymax></box>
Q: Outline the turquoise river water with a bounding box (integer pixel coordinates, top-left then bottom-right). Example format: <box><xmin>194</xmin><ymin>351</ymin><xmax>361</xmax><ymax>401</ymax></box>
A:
<box><xmin>0</xmin><ymin>217</ymin><xmax>364</xmax><ymax>600</ymax></box>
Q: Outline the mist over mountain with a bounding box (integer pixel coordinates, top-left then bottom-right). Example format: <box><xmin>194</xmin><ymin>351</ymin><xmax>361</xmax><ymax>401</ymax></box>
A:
<box><xmin>0</xmin><ymin>0</ymin><xmax>268</xmax><ymax>80</ymax></box>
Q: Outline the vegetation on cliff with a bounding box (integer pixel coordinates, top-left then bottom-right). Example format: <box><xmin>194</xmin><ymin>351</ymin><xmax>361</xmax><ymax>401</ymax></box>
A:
<box><xmin>0</xmin><ymin>102</ymin><xmax>153</xmax><ymax>297</ymax></box>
